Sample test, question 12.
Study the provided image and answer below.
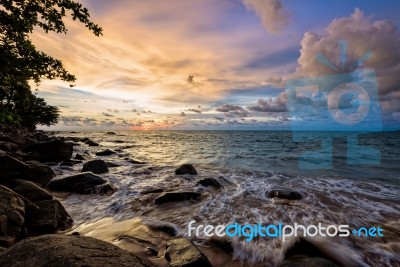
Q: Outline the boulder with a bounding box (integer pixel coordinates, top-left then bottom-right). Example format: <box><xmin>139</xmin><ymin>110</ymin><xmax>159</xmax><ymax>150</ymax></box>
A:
<box><xmin>22</xmin><ymin>165</ymin><xmax>56</xmax><ymax>187</ymax></box>
<box><xmin>0</xmin><ymin>141</ymin><xmax>18</xmax><ymax>152</ymax></box>
<box><xmin>0</xmin><ymin>155</ymin><xmax>30</xmax><ymax>174</ymax></box>
<box><xmin>96</xmin><ymin>149</ymin><xmax>116</xmax><ymax>156</ymax></box>
<box><xmin>25</xmin><ymin>200</ymin><xmax>73</xmax><ymax>234</ymax></box>
<box><xmin>267</xmin><ymin>189</ymin><xmax>303</xmax><ymax>200</ymax></box>
<box><xmin>82</xmin><ymin>159</ymin><xmax>109</xmax><ymax>174</ymax></box>
<box><xmin>129</xmin><ymin>159</ymin><xmax>146</xmax><ymax>165</ymax></box>
<box><xmin>24</xmin><ymin>140</ymin><xmax>73</xmax><ymax>162</ymax></box>
<box><xmin>47</xmin><ymin>172</ymin><xmax>117</xmax><ymax>195</ymax></box>
<box><xmin>0</xmin><ymin>234</ymin><xmax>155</xmax><ymax>267</ymax></box>
<box><xmin>175</xmin><ymin>164</ymin><xmax>198</xmax><ymax>175</ymax></box>
<box><xmin>85</xmin><ymin>139</ymin><xmax>100</xmax><ymax>147</ymax></box>
<box><xmin>279</xmin><ymin>256</ymin><xmax>338</xmax><ymax>267</ymax></box>
<box><xmin>0</xmin><ymin>185</ymin><xmax>26</xmax><ymax>249</ymax></box>
<box><xmin>165</xmin><ymin>238</ymin><xmax>212</xmax><ymax>267</ymax></box>
<box><xmin>3</xmin><ymin>179</ymin><xmax>53</xmax><ymax>202</ymax></box>
<box><xmin>197</xmin><ymin>178</ymin><xmax>222</xmax><ymax>189</ymax></box>
<box><xmin>155</xmin><ymin>191</ymin><xmax>201</xmax><ymax>205</ymax></box>
<box><xmin>107</xmin><ymin>132</ymin><xmax>117</xmax><ymax>135</ymax></box>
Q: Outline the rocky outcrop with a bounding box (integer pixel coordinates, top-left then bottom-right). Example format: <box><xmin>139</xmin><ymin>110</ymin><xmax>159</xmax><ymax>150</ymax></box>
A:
<box><xmin>24</xmin><ymin>140</ymin><xmax>73</xmax><ymax>162</ymax></box>
<box><xmin>165</xmin><ymin>238</ymin><xmax>212</xmax><ymax>267</ymax></box>
<box><xmin>22</xmin><ymin>165</ymin><xmax>56</xmax><ymax>187</ymax></box>
<box><xmin>81</xmin><ymin>159</ymin><xmax>109</xmax><ymax>174</ymax></box>
<box><xmin>47</xmin><ymin>172</ymin><xmax>117</xmax><ymax>195</ymax></box>
<box><xmin>155</xmin><ymin>191</ymin><xmax>201</xmax><ymax>205</ymax></box>
<box><xmin>0</xmin><ymin>234</ymin><xmax>155</xmax><ymax>267</ymax></box>
<box><xmin>267</xmin><ymin>189</ymin><xmax>303</xmax><ymax>200</ymax></box>
<box><xmin>75</xmin><ymin>153</ymin><xmax>92</xmax><ymax>161</ymax></box>
<box><xmin>0</xmin><ymin>185</ymin><xmax>28</xmax><ymax>250</ymax></box>
<box><xmin>175</xmin><ymin>164</ymin><xmax>198</xmax><ymax>175</ymax></box>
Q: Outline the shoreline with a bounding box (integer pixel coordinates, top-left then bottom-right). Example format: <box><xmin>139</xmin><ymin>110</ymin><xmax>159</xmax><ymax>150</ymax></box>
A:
<box><xmin>0</xmin><ymin>127</ymin><xmax>398</xmax><ymax>266</ymax></box>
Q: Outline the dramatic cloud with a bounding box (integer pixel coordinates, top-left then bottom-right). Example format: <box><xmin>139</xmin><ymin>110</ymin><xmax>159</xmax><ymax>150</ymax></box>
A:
<box><xmin>298</xmin><ymin>8</ymin><xmax>400</xmax><ymax>111</ymax></box>
<box><xmin>248</xmin><ymin>92</ymin><xmax>287</xmax><ymax>112</ymax></box>
<box><xmin>187</xmin><ymin>109</ymin><xmax>202</xmax><ymax>114</ymax></box>
<box><xmin>215</xmin><ymin>104</ymin><xmax>243</xmax><ymax>113</ymax></box>
<box><xmin>242</xmin><ymin>0</ymin><xmax>289</xmax><ymax>34</ymax></box>
<box><xmin>216</xmin><ymin>104</ymin><xmax>248</xmax><ymax>117</ymax></box>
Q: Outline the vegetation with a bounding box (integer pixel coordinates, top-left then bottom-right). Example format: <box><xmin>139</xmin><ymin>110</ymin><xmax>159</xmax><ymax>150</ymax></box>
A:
<box><xmin>0</xmin><ymin>0</ymin><xmax>102</xmax><ymax>128</ymax></box>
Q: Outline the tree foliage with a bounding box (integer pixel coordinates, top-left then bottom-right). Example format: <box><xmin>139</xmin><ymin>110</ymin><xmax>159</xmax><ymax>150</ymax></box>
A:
<box><xmin>0</xmin><ymin>0</ymin><xmax>102</xmax><ymax>128</ymax></box>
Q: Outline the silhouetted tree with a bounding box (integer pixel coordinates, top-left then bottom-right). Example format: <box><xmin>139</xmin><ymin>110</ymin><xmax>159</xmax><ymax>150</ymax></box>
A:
<box><xmin>0</xmin><ymin>0</ymin><xmax>102</xmax><ymax>127</ymax></box>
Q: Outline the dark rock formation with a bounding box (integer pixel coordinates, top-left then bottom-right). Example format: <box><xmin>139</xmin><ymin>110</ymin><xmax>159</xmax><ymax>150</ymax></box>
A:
<box><xmin>47</xmin><ymin>172</ymin><xmax>117</xmax><ymax>195</ymax></box>
<box><xmin>25</xmin><ymin>200</ymin><xmax>73</xmax><ymax>234</ymax></box>
<box><xmin>175</xmin><ymin>164</ymin><xmax>198</xmax><ymax>175</ymax></box>
<box><xmin>3</xmin><ymin>179</ymin><xmax>53</xmax><ymax>202</ymax></box>
<box><xmin>165</xmin><ymin>238</ymin><xmax>212</xmax><ymax>267</ymax></box>
<box><xmin>75</xmin><ymin>153</ymin><xmax>92</xmax><ymax>161</ymax></box>
<box><xmin>22</xmin><ymin>165</ymin><xmax>56</xmax><ymax>187</ymax></box>
<box><xmin>0</xmin><ymin>234</ymin><xmax>155</xmax><ymax>267</ymax></box>
<box><xmin>197</xmin><ymin>178</ymin><xmax>222</xmax><ymax>189</ymax></box>
<box><xmin>96</xmin><ymin>149</ymin><xmax>116</xmax><ymax>156</ymax></box>
<box><xmin>267</xmin><ymin>189</ymin><xmax>303</xmax><ymax>200</ymax></box>
<box><xmin>155</xmin><ymin>191</ymin><xmax>201</xmax><ymax>205</ymax></box>
<box><xmin>82</xmin><ymin>159</ymin><xmax>109</xmax><ymax>174</ymax></box>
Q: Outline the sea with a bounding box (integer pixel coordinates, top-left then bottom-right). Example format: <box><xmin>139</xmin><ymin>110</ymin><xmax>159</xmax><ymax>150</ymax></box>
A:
<box><xmin>53</xmin><ymin>130</ymin><xmax>400</xmax><ymax>266</ymax></box>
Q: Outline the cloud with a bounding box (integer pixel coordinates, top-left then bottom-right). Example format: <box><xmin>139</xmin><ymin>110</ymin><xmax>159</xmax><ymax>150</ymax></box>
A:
<box><xmin>215</xmin><ymin>104</ymin><xmax>243</xmax><ymax>113</ymax></box>
<box><xmin>186</xmin><ymin>108</ymin><xmax>202</xmax><ymax>114</ymax></box>
<box><xmin>102</xmin><ymin>112</ymin><xmax>114</xmax><ymax>117</ymax></box>
<box><xmin>180</xmin><ymin>111</ymin><xmax>186</xmax><ymax>117</ymax></box>
<box><xmin>248</xmin><ymin>92</ymin><xmax>287</xmax><ymax>112</ymax></box>
<box><xmin>242</xmin><ymin>0</ymin><xmax>289</xmax><ymax>34</ymax></box>
<box><xmin>297</xmin><ymin>8</ymin><xmax>400</xmax><ymax>111</ymax></box>
<box><xmin>215</xmin><ymin>104</ymin><xmax>249</xmax><ymax>117</ymax></box>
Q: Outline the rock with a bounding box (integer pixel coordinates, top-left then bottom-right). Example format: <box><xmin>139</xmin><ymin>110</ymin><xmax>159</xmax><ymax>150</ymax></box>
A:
<box><xmin>155</xmin><ymin>191</ymin><xmax>201</xmax><ymax>205</ymax></box>
<box><xmin>75</xmin><ymin>153</ymin><xmax>92</xmax><ymax>161</ymax></box>
<box><xmin>175</xmin><ymin>164</ymin><xmax>198</xmax><ymax>175</ymax></box>
<box><xmin>47</xmin><ymin>172</ymin><xmax>117</xmax><ymax>195</ymax></box>
<box><xmin>24</xmin><ymin>140</ymin><xmax>73</xmax><ymax>162</ymax></box>
<box><xmin>25</xmin><ymin>200</ymin><xmax>73</xmax><ymax>234</ymax></box>
<box><xmin>0</xmin><ymin>185</ymin><xmax>26</xmax><ymax>249</ymax></box>
<box><xmin>85</xmin><ymin>139</ymin><xmax>100</xmax><ymax>146</ymax></box>
<box><xmin>141</xmin><ymin>188</ymin><xmax>164</xmax><ymax>195</ymax></box>
<box><xmin>279</xmin><ymin>256</ymin><xmax>338</xmax><ymax>267</ymax></box>
<box><xmin>197</xmin><ymin>178</ymin><xmax>222</xmax><ymax>189</ymax></box>
<box><xmin>267</xmin><ymin>189</ymin><xmax>303</xmax><ymax>200</ymax></box>
<box><xmin>0</xmin><ymin>141</ymin><xmax>18</xmax><ymax>152</ymax></box>
<box><xmin>107</xmin><ymin>132</ymin><xmax>117</xmax><ymax>135</ymax></box>
<box><xmin>0</xmin><ymin>155</ymin><xmax>30</xmax><ymax>174</ymax></box>
<box><xmin>3</xmin><ymin>179</ymin><xmax>53</xmax><ymax>202</ymax></box>
<box><xmin>22</xmin><ymin>165</ymin><xmax>56</xmax><ymax>187</ymax></box>
<box><xmin>82</xmin><ymin>159</ymin><xmax>109</xmax><ymax>174</ymax></box>
<box><xmin>165</xmin><ymin>238</ymin><xmax>212</xmax><ymax>267</ymax></box>
<box><xmin>0</xmin><ymin>234</ymin><xmax>155</xmax><ymax>267</ymax></box>
<box><xmin>129</xmin><ymin>159</ymin><xmax>146</xmax><ymax>165</ymax></box>
<box><xmin>96</xmin><ymin>149</ymin><xmax>116</xmax><ymax>156</ymax></box>
<box><xmin>106</xmin><ymin>161</ymin><xmax>121</xmax><ymax>168</ymax></box>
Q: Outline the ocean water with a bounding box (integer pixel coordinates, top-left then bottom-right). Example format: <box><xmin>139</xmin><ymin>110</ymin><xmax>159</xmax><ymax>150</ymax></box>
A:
<box><xmin>54</xmin><ymin>130</ymin><xmax>400</xmax><ymax>266</ymax></box>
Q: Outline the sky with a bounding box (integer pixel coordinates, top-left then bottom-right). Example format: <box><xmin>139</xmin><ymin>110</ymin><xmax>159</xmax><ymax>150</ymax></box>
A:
<box><xmin>33</xmin><ymin>0</ymin><xmax>400</xmax><ymax>130</ymax></box>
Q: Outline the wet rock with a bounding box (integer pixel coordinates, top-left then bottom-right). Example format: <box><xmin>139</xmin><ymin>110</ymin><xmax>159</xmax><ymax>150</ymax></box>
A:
<box><xmin>0</xmin><ymin>185</ymin><xmax>26</xmax><ymax>249</ymax></box>
<box><xmin>165</xmin><ymin>238</ymin><xmax>212</xmax><ymax>267</ymax></box>
<box><xmin>0</xmin><ymin>234</ymin><xmax>155</xmax><ymax>267</ymax></box>
<box><xmin>155</xmin><ymin>191</ymin><xmax>201</xmax><ymax>205</ymax></box>
<box><xmin>82</xmin><ymin>159</ymin><xmax>109</xmax><ymax>174</ymax></box>
<box><xmin>85</xmin><ymin>139</ymin><xmax>100</xmax><ymax>147</ymax></box>
<box><xmin>175</xmin><ymin>164</ymin><xmax>198</xmax><ymax>175</ymax></box>
<box><xmin>47</xmin><ymin>172</ymin><xmax>116</xmax><ymax>195</ymax></box>
<box><xmin>22</xmin><ymin>165</ymin><xmax>56</xmax><ymax>187</ymax></box>
<box><xmin>197</xmin><ymin>178</ymin><xmax>222</xmax><ymax>189</ymax></box>
<box><xmin>267</xmin><ymin>189</ymin><xmax>303</xmax><ymax>200</ymax></box>
<box><xmin>141</xmin><ymin>188</ymin><xmax>164</xmax><ymax>195</ymax></box>
<box><xmin>25</xmin><ymin>200</ymin><xmax>73</xmax><ymax>234</ymax></box>
<box><xmin>129</xmin><ymin>159</ymin><xmax>146</xmax><ymax>165</ymax></box>
<box><xmin>3</xmin><ymin>179</ymin><xmax>53</xmax><ymax>202</ymax></box>
<box><xmin>106</xmin><ymin>161</ymin><xmax>121</xmax><ymax>168</ymax></box>
<box><xmin>75</xmin><ymin>153</ymin><xmax>92</xmax><ymax>161</ymax></box>
<box><xmin>96</xmin><ymin>149</ymin><xmax>116</xmax><ymax>156</ymax></box>
<box><xmin>145</xmin><ymin>220</ymin><xmax>177</xmax><ymax>236</ymax></box>
<box><xmin>279</xmin><ymin>256</ymin><xmax>338</xmax><ymax>267</ymax></box>
<box><xmin>24</xmin><ymin>140</ymin><xmax>73</xmax><ymax>162</ymax></box>
<box><xmin>107</xmin><ymin>132</ymin><xmax>117</xmax><ymax>135</ymax></box>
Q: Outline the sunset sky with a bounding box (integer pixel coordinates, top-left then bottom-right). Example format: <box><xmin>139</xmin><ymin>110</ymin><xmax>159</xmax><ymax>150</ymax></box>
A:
<box><xmin>34</xmin><ymin>0</ymin><xmax>400</xmax><ymax>130</ymax></box>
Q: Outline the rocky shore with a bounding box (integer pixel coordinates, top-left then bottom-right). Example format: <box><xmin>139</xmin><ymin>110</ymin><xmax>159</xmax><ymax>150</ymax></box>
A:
<box><xmin>0</xmin><ymin>126</ymin><xmax>341</xmax><ymax>267</ymax></box>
